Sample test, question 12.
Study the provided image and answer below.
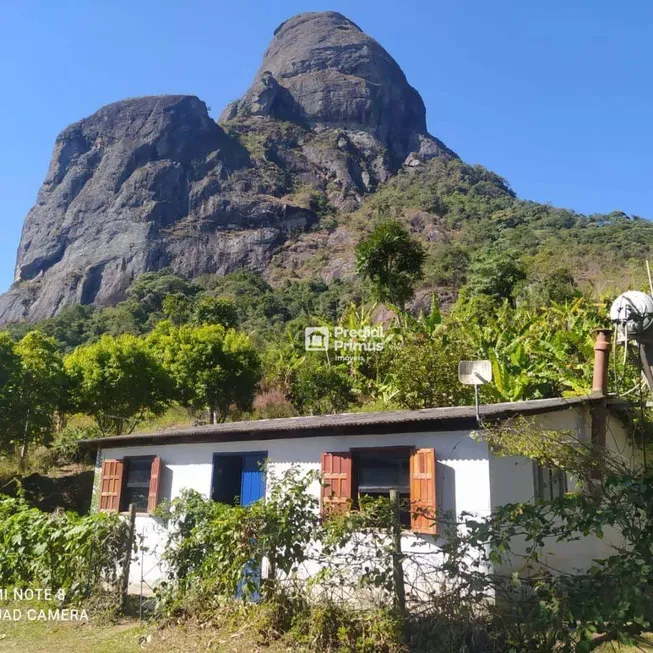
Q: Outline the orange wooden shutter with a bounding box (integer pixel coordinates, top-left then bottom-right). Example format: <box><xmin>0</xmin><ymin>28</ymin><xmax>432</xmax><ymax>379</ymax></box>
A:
<box><xmin>321</xmin><ymin>452</ymin><xmax>352</xmax><ymax>516</ymax></box>
<box><xmin>99</xmin><ymin>459</ymin><xmax>124</xmax><ymax>512</ymax></box>
<box><xmin>147</xmin><ymin>456</ymin><xmax>162</xmax><ymax>513</ymax></box>
<box><xmin>410</xmin><ymin>448</ymin><xmax>437</xmax><ymax>535</ymax></box>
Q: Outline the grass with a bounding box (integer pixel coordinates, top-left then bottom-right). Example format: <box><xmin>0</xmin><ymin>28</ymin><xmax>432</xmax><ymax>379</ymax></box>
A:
<box><xmin>0</xmin><ymin>600</ymin><xmax>299</xmax><ymax>653</ymax></box>
<box><xmin>1</xmin><ymin>602</ymin><xmax>652</xmax><ymax>653</ymax></box>
<box><xmin>0</xmin><ymin>615</ymin><xmax>144</xmax><ymax>652</ymax></box>
<box><xmin>131</xmin><ymin>405</ymin><xmax>193</xmax><ymax>433</ymax></box>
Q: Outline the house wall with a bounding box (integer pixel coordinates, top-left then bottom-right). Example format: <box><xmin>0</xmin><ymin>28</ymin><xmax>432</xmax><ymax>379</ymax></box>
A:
<box><xmin>98</xmin><ymin>427</ymin><xmax>493</xmax><ymax>592</ymax></box>
<box><xmin>94</xmin><ymin>404</ymin><xmax>632</xmax><ymax>593</ymax></box>
<box><xmin>489</xmin><ymin>407</ymin><xmax>632</xmax><ymax>576</ymax></box>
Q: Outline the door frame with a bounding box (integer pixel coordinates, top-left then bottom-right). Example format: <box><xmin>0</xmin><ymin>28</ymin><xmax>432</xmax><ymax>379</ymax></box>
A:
<box><xmin>210</xmin><ymin>451</ymin><xmax>268</xmax><ymax>506</ymax></box>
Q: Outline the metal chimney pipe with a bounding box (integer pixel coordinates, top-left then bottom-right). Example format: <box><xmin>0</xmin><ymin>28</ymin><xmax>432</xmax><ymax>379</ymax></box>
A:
<box><xmin>591</xmin><ymin>329</ymin><xmax>612</xmax><ymax>396</ymax></box>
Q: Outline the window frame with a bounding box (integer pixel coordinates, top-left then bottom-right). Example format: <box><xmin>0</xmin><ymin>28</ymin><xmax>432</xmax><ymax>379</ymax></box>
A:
<box><xmin>119</xmin><ymin>455</ymin><xmax>155</xmax><ymax>514</ymax></box>
<box><xmin>351</xmin><ymin>446</ymin><xmax>412</xmax><ymax>501</ymax></box>
<box><xmin>350</xmin><ymin>446</ymin><xmax>416</xmax><ymax>530</ymax></box>
<box><xmin>533</xmin><ymin>462</ymin><xmax>568</xmax><ymax>502</ymax></box>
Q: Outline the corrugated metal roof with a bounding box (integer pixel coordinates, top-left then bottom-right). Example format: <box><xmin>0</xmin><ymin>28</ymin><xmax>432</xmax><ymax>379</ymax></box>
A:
<box><xmin>81</xmin><ymin>396</ymin><xmax>594</xmax><ymax>449</ymax></box>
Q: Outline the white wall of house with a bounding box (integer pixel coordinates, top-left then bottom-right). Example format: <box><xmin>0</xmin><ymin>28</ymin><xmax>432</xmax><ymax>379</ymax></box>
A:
<box><xmin>92</xmin><ymin>405</ymin><xmax>632</xmax><ymax>592</ymax></box>
<box><xmin>98</xmin><ymin>427</ymin><xmax>493</xmax><ymax>590</ymax></box>
<box><xmin>489</xmin><ymin>408</ymin><xmax>633</xmax><ymax>576</ymax></box>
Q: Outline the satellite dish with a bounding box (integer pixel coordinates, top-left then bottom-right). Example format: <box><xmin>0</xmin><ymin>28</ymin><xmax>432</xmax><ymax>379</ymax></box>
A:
<box><xmin>458</xmin><ymin>360</ymin><xmax>492</xmax><ymax>386</ymax></box>
<box><xmin>459</xmin><ymin>360</ymin><xmax>492</xmax><ymax>422</ymax></box>
<box><xmin>610</xmin><ymin>291</ymin><xmax>653</xmax><ymax>336</ymax></box>
<box><xmin>609</xmin><ymin>289</ymin><xmax>653</xmax><ymax>395</ymax></box>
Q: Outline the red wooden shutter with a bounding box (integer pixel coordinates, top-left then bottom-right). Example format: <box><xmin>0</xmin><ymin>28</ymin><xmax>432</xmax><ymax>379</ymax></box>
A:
<box><xmin>410</xmin><ymin>448</ymin><xmax>437</xmax><ymax>535</ymax></box>
<box><xmin>99</xmin><ymin>459</ymin><xmax>124</xmax><ymax>512</ymax></box>
<box><xmin>147</xmin><ymin>456</ymin><xmax>162</xmax><ymax>513</ymax></box>
<box><xmin>321</xmin><ymin>452</ymin><xmax>352</xmax><ymax>516</ymax></box>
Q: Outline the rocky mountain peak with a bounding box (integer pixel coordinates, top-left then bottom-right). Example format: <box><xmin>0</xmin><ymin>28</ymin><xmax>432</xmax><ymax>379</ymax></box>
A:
<box><xmin>0</xmin><ymin>12</ymin><xmax>455</xmax><ymax>325</ymax></box>
<box><xmin>221</xmin><ymin>11</ymin><xmax>433</xmax><ymax>165</ymax></box>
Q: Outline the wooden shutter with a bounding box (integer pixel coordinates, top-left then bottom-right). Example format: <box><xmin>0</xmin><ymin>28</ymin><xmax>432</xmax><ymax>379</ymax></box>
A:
<box><xmin>147</xmin><ymin>456</ymin><xmax>162</xmax><ymax>513</ymax></box>
<box><xmin>99</xmin><ymin>459</ymin><xmax>124</xmax><ymax>512</ymax></box>
<box><xmin>410</xmin><ymin>448</ymin><xmax>437</xmax><ymax>535</ymax></box>
<box><xmin>321</xmin><ymin>452</ymin><xmax>352</xmax><ymax>516</ymax></box>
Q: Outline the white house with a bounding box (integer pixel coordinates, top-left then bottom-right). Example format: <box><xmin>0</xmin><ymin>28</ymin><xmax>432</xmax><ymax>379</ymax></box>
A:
<box><xmin>84</xmin><ymin>393</ymin><xmax>635</xmax><ymax>594</ymax></box>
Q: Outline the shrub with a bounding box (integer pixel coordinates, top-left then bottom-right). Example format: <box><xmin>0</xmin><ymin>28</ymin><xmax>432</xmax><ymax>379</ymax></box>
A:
<box><xmin>50</xmin><ymin>424</ymin><xmax>102</xmax><ymax>465</ymax></box>
<box><xmin>0</xmin><ymin>495</ymin><xmax>128</xmax><ymax>601</ymax></box>
<box><xmin>386</xmin><ymin>335</ymin><xmax>474</xmax><ymax>409</ymax></box>
<box><xmin>289</xmin><ymin>358</ymin><xmax>355</xmax><ymax>415</ymax></box>
<box><xmin>155</xmin><ymin>467</ymin><xmax>320</xmax><ymax>609</ymax></box>
<box><xmin>252</xmin><ymin>390</ymin><xmax>297</xmax><ymax>419</ymax></box>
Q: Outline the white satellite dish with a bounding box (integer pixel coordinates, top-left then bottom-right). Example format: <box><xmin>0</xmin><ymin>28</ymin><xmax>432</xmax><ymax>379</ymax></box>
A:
<box><xmin>609</xmin><ymin>289</ymin><xmax>653</xmax><ymax>394</ymax></box>
<box><xmin>609</xmin><ymin>291</ymin><xmax>653</xmax><ymax>337</ymax></box>
<box><xmin>458</xmin><ymin>360</ymin><xmax>492</xmax><ymax>421</ymax></box>
<box><xmin>458</xmin><ymin>360</ymin><xmax>492</xmax><ymax>386</ymax></box>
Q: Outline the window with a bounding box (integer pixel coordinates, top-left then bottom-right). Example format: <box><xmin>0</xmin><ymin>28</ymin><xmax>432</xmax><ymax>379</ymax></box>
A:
<box><xmin>98</xmin><ymin>455</ymin><xmax>162</xmax><ymax>513</ymax></box>
<box><xmin>534</xmin><ymin>463</ymin><xmax>567</xmax><ymax>501</ymax></box>
<box><xmin>321</xmin><ymin>447</ymin><xmax>437</xmax><ymax>535</ymax></box>
<box><xmin>121</xmin><ymin>457</ymin><xmax>154</xmax><ymax>512</ymax></box>
<box><xmin>354</xmin><ymin>449</ymin><xmax>411</xmax><ymax>526</ymax></box>
<box><xmin>212</xmin><ymin>452</ymin><xmax>267</xmax><ymax>507</ymax></box>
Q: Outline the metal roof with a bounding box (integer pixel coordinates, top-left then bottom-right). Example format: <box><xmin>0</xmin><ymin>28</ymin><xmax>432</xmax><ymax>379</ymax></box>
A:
<box><xmin>81</xmin><ymin>396</ymin><xmax>595</xmax><ymax>449</ymax></box>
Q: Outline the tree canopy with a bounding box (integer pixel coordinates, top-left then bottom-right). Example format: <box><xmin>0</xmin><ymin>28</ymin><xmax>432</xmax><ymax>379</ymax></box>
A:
<box><xmin>65</xmin><ymin>334</ymin><xmax>172</xmax><ymax>435</ymax></box>
<box><xmin>147</xmin><ymin>322</ymin><xmax>262</xmax><ymax>423</ymax></box>
<box><xmin>356</xmin><ymin>219</ymin><xmax>425</xmax><ymax>307</ymax></box>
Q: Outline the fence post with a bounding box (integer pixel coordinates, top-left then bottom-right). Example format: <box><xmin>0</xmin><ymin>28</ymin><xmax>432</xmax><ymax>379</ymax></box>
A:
<box><xmin>120</xmin><ymin>503</ymin><xmax>136</xmax><ymax>611</ymax></box>
<box><xmin>389</xmin><ymin>489</ymin><xmax>406</xmax><ymax>614</ymax></box>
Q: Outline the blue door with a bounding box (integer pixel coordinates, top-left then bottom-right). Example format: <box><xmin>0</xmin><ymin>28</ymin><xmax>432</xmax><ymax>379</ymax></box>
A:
<box><xmin>240</xmin><ymin>453</ymin><xmax>266</xmax><ymax>505</ymax></box>
<box><xmin>233</xmin><ymin>452</ymin><xmax>266</xmax><ymax>601</ymax></box>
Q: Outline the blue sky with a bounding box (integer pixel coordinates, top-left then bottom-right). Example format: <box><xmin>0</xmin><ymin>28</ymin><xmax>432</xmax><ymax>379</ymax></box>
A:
<box><xmin>0</xmin><ymin>0</ymin><xmax>651</xmax><ymax>292</ymax></box>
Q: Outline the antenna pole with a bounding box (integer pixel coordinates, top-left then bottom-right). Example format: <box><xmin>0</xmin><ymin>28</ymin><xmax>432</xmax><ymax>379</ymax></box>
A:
<box><xmin>646</xmin><ymin>260</ymin><xmax>653</xmax><ymax>296</ymax></box>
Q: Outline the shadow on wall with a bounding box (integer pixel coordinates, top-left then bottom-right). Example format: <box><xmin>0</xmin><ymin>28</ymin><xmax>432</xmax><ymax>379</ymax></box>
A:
<box><xmin>436</xmin><ymin>460</ymin><xmax>456</xmax><ymax>531</ymax></box>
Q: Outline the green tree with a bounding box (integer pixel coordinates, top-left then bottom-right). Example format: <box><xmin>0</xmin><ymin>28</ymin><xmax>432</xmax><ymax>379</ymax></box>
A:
<box><xmin>162</xmin><ymin>293</ymin><xmax>193</xmax><ymax>326</ymax></box>
<box><xmin>126</xmin><ymin>270</ymin><xmax>200</xmax><ymax>316</ymax></box>
<box><xmin>289</xmin><ymin>357</ymin><xmax>355</xmax><ymax>415</ymax></box>
<box><xmin>386</xmin><ymin>335</ymin><xmax>473</xmax><ymax>409</ymax></box>
<box><xmin>13</xmin><ymin>332</ymin><xmax>67</xmax><ymax>460</ymax></box>
<box><xmin>460</xmin><ymin>251</ymin><xmax>526</xmax><ymax>304</ymax></box>
<box><xmin>517</xmin><ymin>268</ymin><xmax>580</xmax><ymax>307</ymax></box>
<box><xmin>0</xmin><ymin>333</ymin><xmax>22</xmax><ymax>452</ymax></box>
<box><xmin>65</xmin><ymin>334</ymin><xmax>173</xmax><ymax>435</ymax></box>
<box><xmin>90</xmin><ymin>300</ymin><xmax>144</xmax><ymax>337</ymax></box>
<box><xmin>355</xmin><ymin>219</ymin><xmax>426</xmax><ymax>307</ymax></box>
<box><xmin>191</xmin><ymin>296</ymin><xmax>240</xmax><ymax>329</ymax></box>
<box><xmin>6</xmin><ymin>305</ymin><xmax>97</xmax><ymax>353</ymax></box>
<box><xmin>147</xmin><ymin>322</ymin><xmax>262</xmax><ymax>423</ymax></box>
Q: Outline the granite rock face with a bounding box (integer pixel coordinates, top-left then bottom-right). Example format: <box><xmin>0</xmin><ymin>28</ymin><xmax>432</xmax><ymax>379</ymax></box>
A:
<box><xmin>222</xmin><ymin>11</ymin><xmax>450</xmax><ymax>166</ymax></box>
<box><xmin>0</xmin><ymin>11</ymin><xmax>455</xmax><ymax>324</ymax></box>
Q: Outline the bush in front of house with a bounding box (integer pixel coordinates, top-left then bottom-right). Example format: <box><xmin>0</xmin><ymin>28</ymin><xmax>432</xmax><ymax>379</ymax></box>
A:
<box><xmin>154</xmin><ymin>467</ymin><xmax>409</xmax><ymax>652</ymax></box>
<box><xmin>154</xmin><ymin>467</ymin><xmax>321</xmax><ymax>610</ymax></box>
<box><xmin>0</xmin><ymin>494</ymin><xmax>129</xmax><ymax>603</ymax></box>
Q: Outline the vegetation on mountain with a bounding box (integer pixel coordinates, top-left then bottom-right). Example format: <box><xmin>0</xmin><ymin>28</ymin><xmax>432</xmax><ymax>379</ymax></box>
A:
<box><xmin>0</xmin><ymin>112</ymin><xmax>650</xmax><ymax>443</ymax></box>
<box><xmin>356</xmin><ymin>219</ymin><xmax>426</xmax><ymax>307</ymax></box>
<box><xmin>0</xmin><ymin>261</ymin><xmax>642</xmax><ymax>443</ymax></box>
